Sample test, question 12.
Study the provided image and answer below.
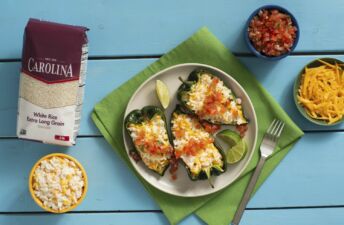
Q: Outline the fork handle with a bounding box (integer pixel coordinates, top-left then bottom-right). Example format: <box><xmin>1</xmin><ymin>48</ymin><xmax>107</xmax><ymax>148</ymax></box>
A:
<box><xmin>232</xmin><ymin>156</ymin><xmax>267</xmax><ymax>225</ymax></box>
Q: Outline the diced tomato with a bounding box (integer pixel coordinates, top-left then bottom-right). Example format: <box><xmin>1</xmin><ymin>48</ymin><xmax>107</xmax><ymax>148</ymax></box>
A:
<box><xmin>148</xmin><ymin>142</ymin><xmax>158</xmax><ymax>154</ymax></box>
<box><xmin>134</xmin><ymin>131</ymin><xmax>145</xmax><ymax>146</ymax></box>
<box><xmin>200</xmin><ymin>82</ymin><xmax>231</xmax><ymax>119</ymax></box>
<box><xmin>175</xmin><ymin>129</ymin><xmax>184</xmax><ymax>138</ymax></box>
<box><xmin>209</xmin><ymin>107</ymin><xmax>217</xmax><ymax>115</ymax></box>
<box><xmin>212</xmin><ymin>77</ymin><xmax>220</xmax><ymax>84</ymax></box>
<box><xmin>138</xmin><ymin>140</ymin><xmax>171</xmax><ymax>156</ymax></box>
<box><xmin>220</xmin><ymin>106</ymin><xmax>227</xmax><ymax>113</ymax></box>
<box><xmin>215</xmin><ymin>92</ymin><xmax>223</xmax><ymax>101</ymax></box>
<box><xmin>134</xmin><ymin>138</ymin><xmax>143</xmax><ymax>146</ymax></box>
<box><xmin>201</xmin><ymin>121</ymin><xmax>221</xmax><ymax>134</ymax></box>
<box><xmin>248</xmin><ymin>9</ymin><xmax>297</xmax><ymax>56</ymax></box>
<box><xmin>181</xmin><ymin>139</ymin><xmax>199</xmax><ymax>156</ymax></box>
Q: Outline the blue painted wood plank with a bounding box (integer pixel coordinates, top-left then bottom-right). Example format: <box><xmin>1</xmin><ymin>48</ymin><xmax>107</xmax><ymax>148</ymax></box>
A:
<box><xmin>248</xmin><ymin>131</ymin><xmax>344</xmax><ymax>208</ymax></box>
<box><xmin>0</xmin><ymin>138</ymin><xmax>158</xmax><ymax>212</ymax></box>
<box><xmin>1</xmin><ymin>0</ymin><xmax>344</xmax><ymax>59</ymax></box>
<box><xmin>0</xmin><ymin>133</ymin><xmax>343</xmax><ymax>212</ymax></box>
<box><xmin>1</xmin><ymin>208</ymin><xmax>344</xmax><ymax>225</ymax></box>
<box><xmin>241</xmin><ymin>208</ymin><xmax>344</xmax><ymax>225</ymax></box>
<box><xmin>1</xmin><ymin>55</ymin><xmax>342</xmax><ymax>137</ymax></box>
<box><xmin>0</xmin><ymin>213</ymin><xmax>204</xmax><ymax>225</ymax></box>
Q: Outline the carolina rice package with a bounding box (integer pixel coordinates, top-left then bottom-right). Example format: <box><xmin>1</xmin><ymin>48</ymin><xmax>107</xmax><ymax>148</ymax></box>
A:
<box><xmin>17</xmin><ymin>19</ymin><xmax>89</xmax><ymax>146</ymax></box>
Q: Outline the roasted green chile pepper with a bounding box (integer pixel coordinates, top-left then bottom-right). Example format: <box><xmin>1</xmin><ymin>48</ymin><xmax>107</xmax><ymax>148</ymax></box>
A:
<box><xmin>125</xmin><ymin>106</ymin><xmax>173</xmax><ymax>176</ymax></box>
<box><xmin>170</xmin><ymin>105</ymin><xmax>227</xmax><ymax>184</ymax></box>
<box><xmin>177</xmin><ymin>69</ymin><xmax>248</xmax><ymax>125</ymax></box>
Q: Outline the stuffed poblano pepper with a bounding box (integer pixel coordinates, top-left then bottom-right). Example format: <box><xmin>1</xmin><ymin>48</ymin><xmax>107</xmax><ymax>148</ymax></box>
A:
<box><xmin>177</xmin><ymin>69</ymin><xmax>248</xmax><ymax>125</ymax></box>
<box><xmin>125</xmin><ymin>106</ymin><xmax>173</xmax><ymax>176</ymax></box>
<box><xmin>170</xmin><ymin>105</ymin><xmax>226</xmax><ymax>181</ymax></box>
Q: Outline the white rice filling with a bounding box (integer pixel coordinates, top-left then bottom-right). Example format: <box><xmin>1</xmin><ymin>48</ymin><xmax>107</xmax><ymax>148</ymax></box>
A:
<box><xmin>186</xmin><ymin>74</ymin><xmax>232</xmax><ymax>111</ymax></box>
<box><xmin>128</xmin><ymin>115</ymin><xmax>172</xmax><ymax>172</ymax></box>
<box><xmin>186</xmin><ymin>73</ymin><xmax>246</xmax><ymax>124</ymax></box>
<box><xmin>171</xmin><ymin>113</ymin><xmax>223</xmax><ymax>174</ymax></box>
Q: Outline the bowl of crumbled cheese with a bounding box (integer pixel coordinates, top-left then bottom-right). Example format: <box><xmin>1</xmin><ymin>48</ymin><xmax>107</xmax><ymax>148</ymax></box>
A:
<box><xmin>29</xmin><ymin>153</ymin><xmax>88</xmax><ymax>213</ymax></box>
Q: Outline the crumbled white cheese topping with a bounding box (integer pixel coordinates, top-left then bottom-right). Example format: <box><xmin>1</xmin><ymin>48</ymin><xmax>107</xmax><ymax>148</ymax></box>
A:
<box><xmin>32</xmin><ymin>156</ymin><xmax>85</xmax><ymax>211</ymax></box>
<box><xmin>187</xmin><ymin>74</ymin><xmax>232</xmax><ymax>112</ymax></box>
<box><xmin>185</xmin><ymin>73</ymin><xmax>248</xmax><ymax>124</ymax></box>
<box><xmin>171</xmin><ymin>113</ymin><xmax>223</xmax><ymax>174</ymax></box>
<box><xmin>128</xmin><ymin>114</ymin><xmax>172</xmax><ymax>172</ymax></box>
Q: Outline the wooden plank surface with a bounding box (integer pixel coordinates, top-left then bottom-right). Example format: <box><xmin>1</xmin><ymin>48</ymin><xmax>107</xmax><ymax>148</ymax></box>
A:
<box><xmin>1</xmin><ymin>0</ymin><xmax>344</xmax><ymax>59</ymax></box>
<box><xmin>1</xmin><ymin>132</ymin><xmax>343</xmax><ymax>212</ymax></box>
<box><xmin>1</xmin><ymin>208</ymin><xmax>344</xmax><ymax>225</ymax></box>
<box><xmin>1</xmin><ymin>55</ymin><xmax>343</xmax><ymax>138</ymax></box>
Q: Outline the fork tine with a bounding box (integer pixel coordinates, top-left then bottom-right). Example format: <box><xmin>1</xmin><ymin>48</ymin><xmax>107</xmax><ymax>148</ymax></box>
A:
<box><xmin>267</xmin><ymin>121</ymin><xmax>277</xmax><ymax>141</ymax></box>
<box><xmin>271</xmin><ymin>120</ymin><xmax>283</xmax><ymax>137</ymax></box>
<box><xmin>266</xmin><ymin>119</ymin><xmax>277</xmax><ymax>134</ymax></box>
<box><xmin>269</xmin><ymin>120</ymin><xmax>281</xmax><ymax>141</ymax></box>
<box><xmin>273</xmin><ymin>121</ymin><xmax>285</xmax><ymax>142</ymax></box>
<box><xmin>276</xmin><ymin>122</ymin><xmax>285</xmax><ymax>138</ymax></box>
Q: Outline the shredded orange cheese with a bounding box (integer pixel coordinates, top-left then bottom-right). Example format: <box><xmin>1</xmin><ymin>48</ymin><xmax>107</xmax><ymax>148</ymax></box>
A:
<box><xmin>297</xmin><ymin>60</ymin><xmax>344</xmax><ymax>124</ymax></box>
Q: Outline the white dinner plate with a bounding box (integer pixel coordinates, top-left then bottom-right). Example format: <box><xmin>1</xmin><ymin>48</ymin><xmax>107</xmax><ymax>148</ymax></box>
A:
<box><xmin>123</xmin><ymin>63</ymin><xmax>258</xmax><ymax>197</ymax></box>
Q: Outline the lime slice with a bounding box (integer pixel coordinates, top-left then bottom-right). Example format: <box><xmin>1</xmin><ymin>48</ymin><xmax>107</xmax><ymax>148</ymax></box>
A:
<box><xmin>218</xmin><ymin>129</ymin><xmax>241</xmax><ymax>147</ymax></box>
<box><xmin>156</xmin><ymin>80</ymin><xmax>170</xmax><ymax>109</ymax></box>
<box><xmin>226</xmin><ymin>139</ymin><xmax>247</xmax><ymax>164</ymax></box>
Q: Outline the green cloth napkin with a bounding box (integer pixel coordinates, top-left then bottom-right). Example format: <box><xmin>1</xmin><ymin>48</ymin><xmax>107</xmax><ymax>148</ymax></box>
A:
<box><xmin>92</xmin><ymin>27</ymin><xmax>303</xmax><ymax>225</ymax></box>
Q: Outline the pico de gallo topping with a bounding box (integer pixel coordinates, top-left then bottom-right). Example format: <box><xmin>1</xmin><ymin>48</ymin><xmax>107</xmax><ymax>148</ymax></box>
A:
<box><xmin>200</xmin><ymin>120</ymin><xmax>221</xmax><ymax>134</ymax></box>
<box><xmin>171</xmin><ymin>107</ymin><xmax>226</xmax><ymax>180</ymax></box>
<box><xmin>198</xmin><ymin>77</ymin><xmax>231</xmax><ymax>118</ymax></box>
<box><xmin>179</xmin><ymin>70</ymin><xmax>248</xmax><ymax>125</ymax></box>
<box><xmin>236</xmin><ymin>123</ymin><xmax>249</xmax><ymax>138</ymax></box>
<box><xmin>125</xmin><ymin>106</ymin><xmax>173</xmax><ymax>176</ymax></box>
<box><xmin>248</xmin><ymin>9</ymin><xmax>297</xmax><ymax>57</ymax></box>
<box><xmin>169</xmin><ymin>156</ymin><xmax>179</xmax><ymax>180</ymax></box>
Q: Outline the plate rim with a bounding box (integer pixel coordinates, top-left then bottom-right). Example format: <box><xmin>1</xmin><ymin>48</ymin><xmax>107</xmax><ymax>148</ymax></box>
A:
<box><xmin>122</xmin><ymin>63</ymin><xmax>258</xmax><ymax>197</ymax></box>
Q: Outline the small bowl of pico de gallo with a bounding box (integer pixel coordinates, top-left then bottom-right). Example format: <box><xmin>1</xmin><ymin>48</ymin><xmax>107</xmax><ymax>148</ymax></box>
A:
<box><xmin>245</xmin><ymin>5</ymin><xmax>299</xmax><ymax>60</ymax></box>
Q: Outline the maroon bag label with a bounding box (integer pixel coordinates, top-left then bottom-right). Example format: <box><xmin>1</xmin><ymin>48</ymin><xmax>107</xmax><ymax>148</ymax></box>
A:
<box><xmin>55</xmin><ymin>135</ymin><xmax>70</xmax><ymax>142</ymax></box>
<box><xmin>22</xmin><ymin>19</ymin><xmax>88</xmax><ymax>84</ymax></box>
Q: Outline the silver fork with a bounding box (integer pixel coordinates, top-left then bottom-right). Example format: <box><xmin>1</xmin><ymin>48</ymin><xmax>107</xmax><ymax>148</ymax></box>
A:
<box><xmin>232</xmin><ymin>119</ymin><xmax>285</xmax><ymax>225</ymax></box>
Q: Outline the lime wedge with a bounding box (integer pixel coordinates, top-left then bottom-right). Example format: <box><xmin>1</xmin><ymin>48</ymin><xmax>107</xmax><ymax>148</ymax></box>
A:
<box><xmin>226</xmin><ymin>139</ymin><xmax>247</xmax><ymax>164</ymax></box>
<box><xmin>218</xmin><ymin>129</ymin><xmax>241</xmax><ymax>147</ymax></box>
<box><xmin>156</xmin><ymin>80</ymin><xmax>170</xmax><ymax>109</ymax></box>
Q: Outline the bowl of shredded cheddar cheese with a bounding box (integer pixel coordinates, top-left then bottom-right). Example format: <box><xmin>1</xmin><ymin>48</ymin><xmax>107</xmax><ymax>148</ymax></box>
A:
<box><xmin>294</xmin><ymin>58</ymin><xmax>344</xmax><ymax>126</ymax></box>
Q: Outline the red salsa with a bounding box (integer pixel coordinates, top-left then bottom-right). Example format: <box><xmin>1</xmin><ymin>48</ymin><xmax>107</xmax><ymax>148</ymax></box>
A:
<box><xmin>129</xmin><ymin>150</ymin><xmax>141</xmax><ymax>162</ymax></box>
<box><xmin>200</xmin><ymin>121</ymin><xmax>221</xmax><ymax>134</ymax></box>
<box><xmin>169</xmin><ymin>156</ymin><xmax>178</xmax><ymax>180</ymax></box>
<box><xmin>236</xmin><ymin>124</ymin><xmax>248</xmax><ymax>138</ymax></box>
<box><xmin>248</xmin><ymin>9</ymin><xmax>297</xmax><ymax>57</ymax></box>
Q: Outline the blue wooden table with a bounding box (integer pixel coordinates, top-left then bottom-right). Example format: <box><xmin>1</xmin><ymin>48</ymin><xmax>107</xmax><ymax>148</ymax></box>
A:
<box><xmin>1</xmin><ymin>1</ymin><xmax>344</xmax><ymax>224</ymax></box>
